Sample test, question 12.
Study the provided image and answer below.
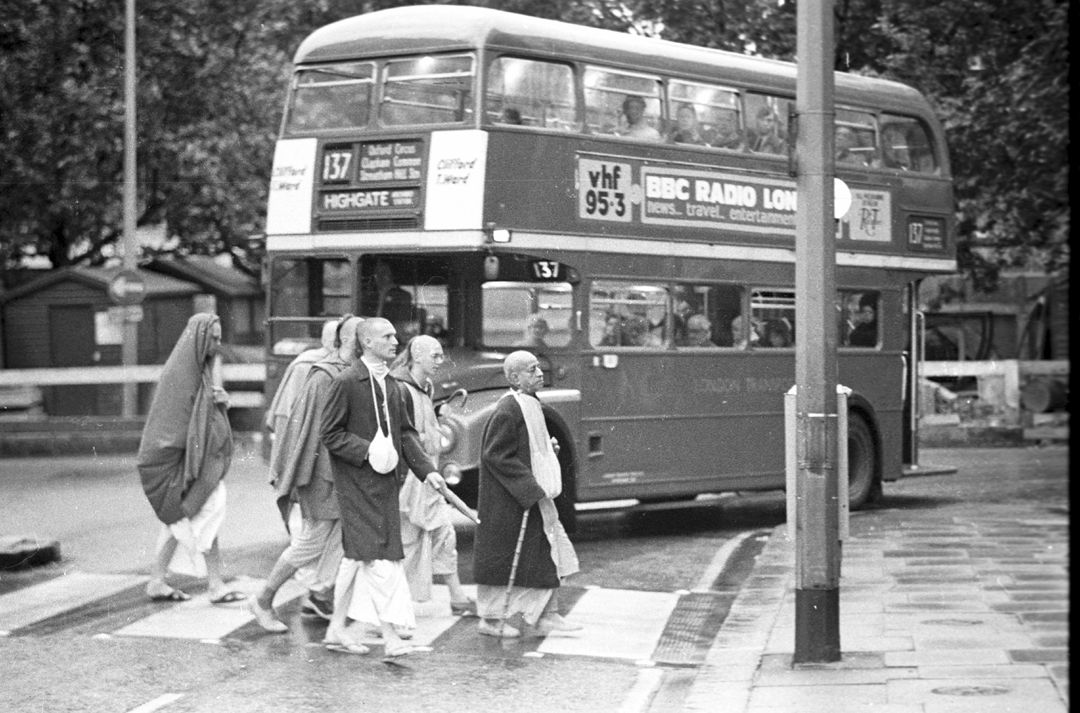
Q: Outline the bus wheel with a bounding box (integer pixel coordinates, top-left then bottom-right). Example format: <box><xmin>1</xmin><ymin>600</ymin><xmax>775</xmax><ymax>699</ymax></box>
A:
<box><xmin>847</xmin><ymin>411</ymin><xmax>880</xmax><ymax>509</ymax></box>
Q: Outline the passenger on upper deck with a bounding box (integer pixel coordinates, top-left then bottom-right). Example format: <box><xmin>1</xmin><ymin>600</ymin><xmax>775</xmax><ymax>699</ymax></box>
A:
<box><xmin>836</xmin><ymin>126</ymin><xmax>872</xmax><ymax>167</ymax></box>
<box><xmin>668</xmin><ymin>104</ymin><xmax>708</xmax><ymax>145</ymax></box>
<box><xmin>747</xmin><ymin>107</ymin><xmax>785</xmax><ymax>154</ymax></box>
<box><xmin>710</xmin><ymin>110</ymin><xmax>746</xmax><ymax>151</ymax></box>
<box><xmin>619</xmin><ymin>95</ymin><xmax>661</xmax><ymax>141</ymax></box>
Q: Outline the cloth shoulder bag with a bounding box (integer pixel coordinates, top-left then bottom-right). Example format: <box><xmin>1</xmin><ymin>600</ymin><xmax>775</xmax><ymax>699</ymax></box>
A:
<box><xmin>366</xmin><ymin>375</ymin><xmax>399</xmax><ymax>474</ymax></box>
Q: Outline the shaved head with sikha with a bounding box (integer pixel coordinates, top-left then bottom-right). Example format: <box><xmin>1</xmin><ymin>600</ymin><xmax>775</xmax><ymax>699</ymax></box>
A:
<box><xmin>357</xmin><ymin>317</ymin><xmax>398</xmax><ymax>363</ymax></box>
<box><xmin>503</xmin><ymin>350</ymin><xmax>544</xmax><ymax>395</ymax></box>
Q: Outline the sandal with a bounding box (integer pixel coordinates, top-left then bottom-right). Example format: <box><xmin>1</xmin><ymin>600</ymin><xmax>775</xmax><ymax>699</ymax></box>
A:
<box><xmin>382</xmin><ymin>640</ymin><xmax>414</xmax><ymax>658</ymax></box>
<box><xmin>147</xmin><ymin>585</ymin><xmax>190</xmax><ymax>602</ymax></box>
<box><xmin>209</xmin><ymin>590</ymin><xmax>247</xmax><ymax>605</ymax></box>
<box><xmin>325</xmin><ymin>640</ymin><xmax>370</xmax><ymax>655</ymax></box>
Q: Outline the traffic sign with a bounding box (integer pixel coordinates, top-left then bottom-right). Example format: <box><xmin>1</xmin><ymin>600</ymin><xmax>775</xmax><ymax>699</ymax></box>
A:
<box><xmin>108</xmin><ymin>270</ymin><xmax>146</xmax><ymax>305</ymax></box>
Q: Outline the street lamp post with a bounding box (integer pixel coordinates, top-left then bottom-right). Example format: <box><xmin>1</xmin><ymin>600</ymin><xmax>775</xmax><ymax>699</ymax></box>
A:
<box><xmin>793</xmin><ymin>0</ymin><xmax>842</xmax><ymax>663</ymax></box>
<box><xmin>121</xmin><ymin>0</ymin><xmax>139</xmax><ymax>416</ymax></box>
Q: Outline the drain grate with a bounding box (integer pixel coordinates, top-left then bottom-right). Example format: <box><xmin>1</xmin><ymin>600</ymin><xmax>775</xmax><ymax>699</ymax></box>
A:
<box><xmin>652</xmin><ymin>591</ymin><xmax>733</xmax><ymax>666</ymax></box>
<box><xmin>932</xmin><ymin>685</ymin><xmax>1011</xmax><ymax>697</ymax></box>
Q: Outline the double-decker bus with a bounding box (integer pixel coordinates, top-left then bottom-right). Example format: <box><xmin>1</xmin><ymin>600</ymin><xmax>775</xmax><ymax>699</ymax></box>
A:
<box><xmin>263</xmin><ymin>5</ymin><xmax>955</xmax><ymax>529</ymax></box>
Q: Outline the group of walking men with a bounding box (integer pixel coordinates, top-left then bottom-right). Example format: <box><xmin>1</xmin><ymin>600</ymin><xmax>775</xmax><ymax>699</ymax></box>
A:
<box><xmin>247</xmin><ymin>315</ymin><xmax>580</xmax><ymax>656</ymax></box>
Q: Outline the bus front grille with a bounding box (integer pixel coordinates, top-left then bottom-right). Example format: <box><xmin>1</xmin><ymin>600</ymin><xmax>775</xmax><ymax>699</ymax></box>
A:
<box><xmin>317</xmin><ymin>216</ymin><xmax>420</xmax><ymax>232</ymax></box>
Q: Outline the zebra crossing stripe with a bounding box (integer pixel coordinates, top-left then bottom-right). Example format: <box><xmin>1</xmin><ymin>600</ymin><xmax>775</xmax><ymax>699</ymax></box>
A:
<box><xmin>115</xmin><ymin>576</ymin><xmax>266</xmax><ymax>641</ymax></box>
<box><xmin>539</xmin><ymin>588</ymin><xmax>680</xmax><ymax>661</ymax></box>
<box><xmin>0</xmin><ymin>572</ymin><xmax>146</xmax><ymax>633</ymax></box>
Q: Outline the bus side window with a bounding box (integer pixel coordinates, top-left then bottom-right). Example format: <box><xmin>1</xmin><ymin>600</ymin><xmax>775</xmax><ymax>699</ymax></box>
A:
<box><xmin>839</xmin><ymin>290</ymin><xmax>880</xmax><ymax>347</ymax></box>
<box><xmin>591</xmin><ymin>280</ymin><xmax>668</xmax><ymax>348</ymax></box>
<box><xmin>674</xmin><ymin>283</ymin><xmax>743</xmax><ymax>348</ymax></box>
<box><xmin>486</xmin><ymin>57</ymin><xmax>577</xmax><ymax>131</ymax></box>
<box><xmin>744</xmin><ymin>93</ymin><xmax>792</xmax><ymax>155</ymax></box>
<box><xmin>836</xmin><ymin>108</ymin><xmax>878</xmax><ymax>168</ymax></box>
<box><xmin>668</xmin><ymin>81</ymin><xmax>744</xmax><ymax>150</ymax></box>
<box><xmin>584</xmin><ymin>67</ymin><xmax>662</xmax><ymax>139</ymax></box>
<box><xmin>751</xmin><ymin>289</ymin><xmax>795</xmax><ymax>348</ymax></box>
<box><xmin>880</xmin><ymin>114</ymin><xmax>938</xmax><ymax>173</ymax></box>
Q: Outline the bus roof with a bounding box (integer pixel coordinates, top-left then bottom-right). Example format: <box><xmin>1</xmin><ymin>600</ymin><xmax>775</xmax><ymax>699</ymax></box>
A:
<box><xmin>294</xmin><ymin>5</ymin><xmax>935</xmax><ymax>119</ymax></box>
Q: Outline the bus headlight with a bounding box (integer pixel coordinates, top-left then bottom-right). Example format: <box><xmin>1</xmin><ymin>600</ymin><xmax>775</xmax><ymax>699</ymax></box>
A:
<box><xmin>438</xmin><ymin>424</ymin><xmax>457</xmax><ymax>453</ymax></box>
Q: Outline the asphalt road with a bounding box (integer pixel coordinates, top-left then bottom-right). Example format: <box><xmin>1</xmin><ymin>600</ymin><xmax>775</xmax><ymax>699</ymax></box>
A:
<box><xmin>0</xmin><ymin>443</ymin><xmax>1067</xmax><ymax>713</ymax></box>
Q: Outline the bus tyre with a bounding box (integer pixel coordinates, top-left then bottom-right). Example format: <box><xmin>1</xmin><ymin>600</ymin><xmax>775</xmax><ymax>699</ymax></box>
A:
<box><xmin>847</xmin><ymin>411</ymin><xmax>880</xmax><ymax>509</ymax></box>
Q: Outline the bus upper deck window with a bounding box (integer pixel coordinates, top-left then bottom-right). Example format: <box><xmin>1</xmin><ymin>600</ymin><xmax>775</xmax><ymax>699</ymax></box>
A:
<box><xmin>486</xmin><ymin>57</ymin><xmax>577</xmax><ymax>131</ymax></box>
<box><xmin>286</xmin><ymin>62</ymin><xmax>374</xmax><ymax>133</ymax></box>
<box><xmin>584</xmin><ymin>67</ymin><xmax>662</xmax><ymax>140</ymax></box>
<box><xmin>880</xmin><ymin>114</ymin><xmax>939</xmax><ymax>173</ymax></box>
<box><xmin>668</xmin><ymin>81</ymin><xmax>743</xmax><ymax>150</ymax></box>
<box><xmin>835</xmin><ymin>108</ymin><xmax>878</xmax><ymax>168</ymax></box>
<box><xmin>744</xmin><ymin>93</ymin><xmax>792</xmax><ymax>155</ymax></box>
<box><xmin>380</xmin><ymin>54</ymin><xmax>475</xmax><ymax>126</ymax></box>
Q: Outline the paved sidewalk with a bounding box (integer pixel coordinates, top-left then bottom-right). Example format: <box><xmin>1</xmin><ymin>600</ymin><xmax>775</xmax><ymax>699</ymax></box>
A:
<box><xmin>683</xmin><ymin>501</ymin><xmax>1069</xmax><ymax>712</ymax></box>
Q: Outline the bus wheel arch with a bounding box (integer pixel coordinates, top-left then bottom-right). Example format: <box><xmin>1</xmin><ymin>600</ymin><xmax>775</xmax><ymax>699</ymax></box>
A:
<box><xmin>846</xmin><ymin>397</ymin><xmax>882</xmax><ymax>509</ymax></box>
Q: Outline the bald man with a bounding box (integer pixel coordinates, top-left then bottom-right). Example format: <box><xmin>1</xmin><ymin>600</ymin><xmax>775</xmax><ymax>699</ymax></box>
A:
<box><xmin>320</xmin><ymin>317</ymin><xmax>445</xmax><ymax>657</ymax></box>
<box><xmin>250</xmin><ymin>316</ymin><xmax>362</xmax><ymax>633</ymax></box>
<box><xmin>390</xmin><ymin>335</ymin><xmax>476</xmax><ymax>615</ymax></box>
<box><xmin>473</xmin><ymin>351</ymin><xmax>581</xmax><ymax>638</ymax></box>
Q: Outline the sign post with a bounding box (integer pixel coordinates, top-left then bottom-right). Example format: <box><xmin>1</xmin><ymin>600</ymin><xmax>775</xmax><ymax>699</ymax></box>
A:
<box><xmin>793</xmin><ymin>0</ymin><xmax>842</xmax><ymax>663</ymax></box>
<box><xmin>121</xmin><ymin>0</ymin><xmax>139</xmax><ymax>418</ymax></box>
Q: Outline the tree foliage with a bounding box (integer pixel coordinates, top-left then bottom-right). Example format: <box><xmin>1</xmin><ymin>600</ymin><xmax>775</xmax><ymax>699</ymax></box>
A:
<box><xmin>0</xmin><ymin>0</ymin><xmax>1068</xmax><ymax>289</ymax></box>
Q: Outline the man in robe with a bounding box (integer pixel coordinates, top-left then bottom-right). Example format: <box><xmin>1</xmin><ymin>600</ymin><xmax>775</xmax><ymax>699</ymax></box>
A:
<box><xmin>473</xmin><ymin>351</ymin><xmax>581</xmax><ymax>638</ymax></box>
<box><xmin>390</xmin><ymin>335</ymin><xmax>476</xmax><ymax>614</ymax></box>
<box><xmin>138</xmin><ymin>313</ymin><xmax>242</xmax><ymax>604</ymax></box>
<box><xmin>262</xmin><ymin>318</ymin><xmax>341</xmax><ymax>617</ymax></box>
<box><xmin>320</xmin><ymin>317</ymin><xmax>445</xmax><ymax>657</ymax></box>
<box><xmin>249</xmin><ymin>316</ymin><xmax>363</xmax><ymax>632</ymax></box>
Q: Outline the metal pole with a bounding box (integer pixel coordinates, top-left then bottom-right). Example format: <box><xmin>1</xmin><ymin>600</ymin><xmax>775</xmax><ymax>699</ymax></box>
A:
<box><xmin>121</xmin><ymin>0</ymin><xmax>138</xmax><ymax>416</ymax></box>
<box><xmin>793</xmin><ymin>0</ymin><xmax>841</xmax><ymax>663</ymax></box>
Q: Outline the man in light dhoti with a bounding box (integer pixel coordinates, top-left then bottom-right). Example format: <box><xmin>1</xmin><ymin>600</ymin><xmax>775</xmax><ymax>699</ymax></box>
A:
<box><xmin>137</xmin><ymin>313</ymin><xmax>243</xmax><ymax>604</ymax></box>
<box><xmin>473</xmin><ymin>350</ymin><xmax>581</xmax><ymax>638</ymax></box>
<box><xmin>390</xmin><ymin>335</ymin><xmax>477</xmax><ymax>615</ymax></box>
<box><xmin>261</xmin><ymin>317</ymin><xmax>341</xmax><ymax>621</ymax></box>
<box><xmin>320</xmin><ymin>317</ymin><xmax>446</xmax><ymax>657</ymax></box>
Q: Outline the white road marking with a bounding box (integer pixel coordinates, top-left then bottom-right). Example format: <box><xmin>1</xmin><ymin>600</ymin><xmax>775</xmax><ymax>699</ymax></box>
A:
<box><xmin>618</xmin><ymin>668</ymin><xmax>664</xmax><ymax>713</ymax></box>
<box><xmin>0</xmin><ymin>572</ymin><xmax>146</xmax><ymax>631</ymax></box>
<box><xmin>125</xmin><ymin>693</ymin><xmax>183</xmax><ymax>713</ymax></box>
<box><xmin>539</xmin><ymin>588</ymin><xmax>679</xmax><ymax>661</ymax></box>
<box><xmin>116</xmin><ymin>576</ymin><xmax>264</xmax><ymax>640</ymax></box>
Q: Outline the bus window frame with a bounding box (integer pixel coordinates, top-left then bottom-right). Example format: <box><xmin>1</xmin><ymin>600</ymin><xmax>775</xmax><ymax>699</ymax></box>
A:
<box><xmin>484</xmin><ymin>54</ymin><xmax>580</xmax><ymax>132</ymax></box>
<box><xmin>583</xmin><ymin>66</ymin><xmax>664</xmax><ymax>138</ymax></box>
<box><xmin>284</xmin><ymin>61</ymin><xmax>377</xmax><ymax>135</ymax></box>
<box><xmin>378</xmin><ymin>53</ymin><xmax>477</xmax><ymax>128</ymax></box>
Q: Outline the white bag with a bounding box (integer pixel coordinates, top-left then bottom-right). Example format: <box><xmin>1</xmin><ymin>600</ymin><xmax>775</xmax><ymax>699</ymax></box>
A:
<box><xmin>367</xmin><ymin>375</ymin><xmax>399</xmax><ymax>474</ymax></box>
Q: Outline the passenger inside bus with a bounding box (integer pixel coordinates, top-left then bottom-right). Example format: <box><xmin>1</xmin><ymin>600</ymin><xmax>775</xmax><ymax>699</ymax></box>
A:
<box><xmin>747</xmin><ymin>106</ymin><xmax>784</xmax><ymax>154</ymax></box>
<box><xmin>762</xmin><ymin>319</ymin><xmax>793</xmax><ymax>348</ymax></box>
<box><xmin>619</xmin><ymin>95</ymin><xmax>661</xmax><ymax>141</ymax></box>
<box><xmin>731</xmin><ymin>314</ymin><xmax>761</xmax><ymax>349</ymax></box>
<box><xmin>514</xmin><ymin>314</ymin><xmax>550</xmax><ymax>349</ymax></box>
<box><xmin>682</xmin><ymin>314</ymin><xmax>715</xmax><ymax>347</ymax></box>
<box><xmin>847</xmin><ymin>293</ymin><xmax>878</xmax><ymax>347</ymax></box>
<box><xmin>500</xmin><ymin>107</ymin><xmax>524</xmax><ymax>125</ymax></box>
<box><xmin>836</xmin><ymin>126</ymin><xmax>873</xmax><ymax>166</ymax></box>
<box><xmin>599</xmin><ymin>313</ymin><xmax>624</xmax><ymax>346</ymax></box>
<box><xmin>710</xmin><ymin>110</ymin><xmax>746</xmax><ymax>151</ymax></box>
<box><xmin>668</xmin><ymin>104</ymin><xmax>708</xmax><ymax>145</ymax></box>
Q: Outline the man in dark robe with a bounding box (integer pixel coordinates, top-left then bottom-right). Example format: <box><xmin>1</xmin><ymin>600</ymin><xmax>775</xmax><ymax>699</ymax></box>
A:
<box><xmin>473</xmin><ymin>351</ymin><xmax>580</xmax><ymax>638</ymax></box>
<box><xmin>320</xmin><ymin>317</ymin><xmax>445</xmax><ymax>657</ymax></box>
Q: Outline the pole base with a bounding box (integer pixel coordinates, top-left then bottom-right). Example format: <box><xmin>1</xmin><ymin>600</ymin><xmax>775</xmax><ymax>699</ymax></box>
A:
<box><xmin>793</xmin><ymin>587</ymin><xmax>840</xmax><ymax>663</ymax></box>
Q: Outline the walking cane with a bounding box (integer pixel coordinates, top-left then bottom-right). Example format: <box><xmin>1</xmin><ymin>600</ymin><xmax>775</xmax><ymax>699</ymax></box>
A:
<box><xmin>499</xmin><ymin>507</ymin><xmax>530</xmax><ymax>638</ymax></box>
